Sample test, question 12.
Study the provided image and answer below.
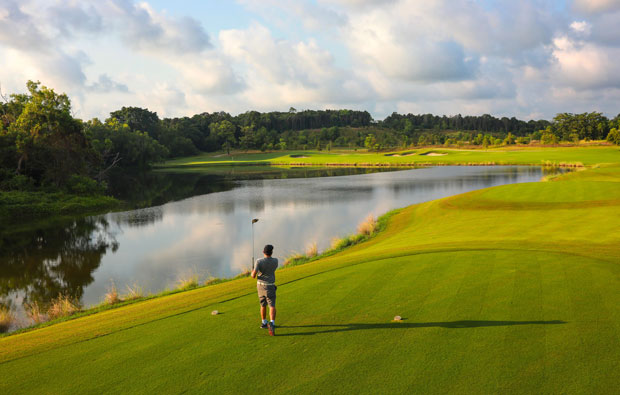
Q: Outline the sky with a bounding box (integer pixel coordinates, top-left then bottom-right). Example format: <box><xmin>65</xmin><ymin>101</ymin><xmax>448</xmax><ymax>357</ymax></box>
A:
<box><xmin>1</xmin><ymin>0</ymin><xmax>619</xmax><ymax>121</ymax></box>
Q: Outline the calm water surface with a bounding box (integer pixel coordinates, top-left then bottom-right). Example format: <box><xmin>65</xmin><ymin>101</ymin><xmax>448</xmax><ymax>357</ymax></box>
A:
<box><xmin>1</xmin><ymin>166</ymin><xmax>558</xmax><ymax>329</ymax></box>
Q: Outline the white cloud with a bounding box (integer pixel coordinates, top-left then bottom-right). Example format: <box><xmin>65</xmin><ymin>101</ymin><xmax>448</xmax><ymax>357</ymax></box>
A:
<box><xmin>218</xmin><ymin>23</ymin><xmax>372</xmax><ymax>110</ymax></box>
<box><xmin>139</xmin><ymin>83</ymin><xmax>187</xmax><ymax>117</ymax></box>
<box><xmin>1</xmin><ymin>47</ymin><xmax>88</xmax><ymax>89</ymax></box>
<box><xmin>343</xmin><ymin>3</ymin><xmax>478</xmax><ymax>82</ymax></box>
<box><xmin>570</xmin><ymin>21</ymin><xmax>591</xmax><ymax>34</ymax></box>
<box><xmin>552</xmin><ymin>35</ymin><xmax>620</xmax><ymax>90</ymax></box>
<box><xmin>170</xmin><ymin>55</ymin><xmax>245</xmax><ymax>95</ymax></box>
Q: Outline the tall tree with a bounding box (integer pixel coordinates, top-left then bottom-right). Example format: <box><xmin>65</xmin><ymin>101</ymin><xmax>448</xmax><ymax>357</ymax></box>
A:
<box><xmin>209</xmin><ymin>120</ymin><xmax>237</xmax><ymax>155</ymax></box>
<box><xmin>109</xmin><ymin>107</ymin><xmax>161</xmax><ymax>139</ymax></box>
<box><xmin>7</xmin><ymin>81</ymin><xmax>92</xmax><ymax>186</ymax></box>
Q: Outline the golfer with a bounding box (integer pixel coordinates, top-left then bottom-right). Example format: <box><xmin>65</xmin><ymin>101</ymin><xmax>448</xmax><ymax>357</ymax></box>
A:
<box><xmin>252</xmin><ymin>244</ymin><xmax>278</xmax><ymax>336</ymax></box>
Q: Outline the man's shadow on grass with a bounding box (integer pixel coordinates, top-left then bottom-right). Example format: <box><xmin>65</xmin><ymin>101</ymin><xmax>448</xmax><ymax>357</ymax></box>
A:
<box><xmin>277</xmin><ymin>320</ymin><xmax>566</xmax><ymax>336</ymax></box>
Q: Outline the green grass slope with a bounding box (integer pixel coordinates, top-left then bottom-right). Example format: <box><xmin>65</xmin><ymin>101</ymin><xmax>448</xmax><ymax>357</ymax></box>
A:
<box><xmin>162</xmin><ymin>146</ymin><xmax>620</xmax><ymax>168</ymax></box>
<box><xmin>1</xmin><ymin>164</ymin><xmax>619</xmax><ymax>394</ymax></box>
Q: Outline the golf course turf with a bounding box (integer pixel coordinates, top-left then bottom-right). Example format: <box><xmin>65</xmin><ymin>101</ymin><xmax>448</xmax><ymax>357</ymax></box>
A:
<box><xmin>1</xmin><ymin>149</ymin><xmax>619</xmax><ymax>393</ymax></box>
<box><xmin>161</xmin><ymin>145</ymin><xmax>620</xmax><ymax>168</ymax></box>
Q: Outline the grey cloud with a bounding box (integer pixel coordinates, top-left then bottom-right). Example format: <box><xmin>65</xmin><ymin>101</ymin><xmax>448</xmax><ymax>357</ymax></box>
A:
<box><xmin>588</xmin><ymin>10</ymin><xmax>620</xmax><ymax>46</ymax></box>
<box><xmin>573</xmin><ymin>0</ymin><xmax>620</xmax><ymax>14</ymax></box>
<box><xmin>240</xmin><ymin>0</ymin><xmax>348</xmax><ymax>31</ymax></box>
<box><xmin>48</xmin><ymin>3</ymin><xmax>103</xmax><ymax>37</ymax></box>
<box><xmin>87</xmin><ymin>74</ymin><xmax>129</xmax><ymax>93</ymax></box>
<box><xmin>406</xmin><ymin>41</ymin><xmax>478</xmax><ymax>82</ymax></box>
<box><xmin>434</xmin><ymin>0</ymin><xmax>561</xmax><ymax>63</ymax></box>
<box><xmin>294</xmin><ymin>2</ymin><xmax>347</xmax><ymax>30</ymax></box>
<box><xmin>513</xmin><ymin>46</ymin><xmax>554</xmax><ymax>69</ymax></box>
<box><xmin>454</xmin><ymin>79</ymin><xmax>516</xmax><ymax>101</ymax></box>
<box><xmin>374</xmin><ymin>40</ymin><xmax>479</xmax><ymax>83</ymax></box>
<box><xmin>0</xmin><ymin>1</ymin><xmax>104</xmax><ymax>50</ymax></box>
<box><xmin>321</xmin><ymin>0</ymin><xmax>398</xmax><ymax>9</ymax></box>
<box><xmin>0</xmin><ymin>0</ymin><xmax>50</xmax><ymax>50</ymax></box>
<box><xmin>105</xmin><ymin>0</ymin><xmax>211</xmax><ymax>55</ymax></box>
<box><xmin>42</xmin><ymin>50</ymin><xmax>88</xmax><ymax>87</ymax></box>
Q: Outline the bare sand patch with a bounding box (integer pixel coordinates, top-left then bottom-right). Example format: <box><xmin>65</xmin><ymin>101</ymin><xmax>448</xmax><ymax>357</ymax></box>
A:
<box><xmin>385</xmin><ymin>151</ymin><xmax>416</xmax><ymax>157</ymax></box>
<box><xmin>419</xmin><ymin>152</ymin><xmax>447</xmax><ymax>156</ymax></box>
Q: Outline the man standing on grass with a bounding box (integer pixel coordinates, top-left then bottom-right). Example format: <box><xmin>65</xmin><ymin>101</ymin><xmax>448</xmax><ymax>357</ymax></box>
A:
<box><xmin>252</xmin><ymin>244</ymin><xmax>278</xmax><ymax>336</ymax></box>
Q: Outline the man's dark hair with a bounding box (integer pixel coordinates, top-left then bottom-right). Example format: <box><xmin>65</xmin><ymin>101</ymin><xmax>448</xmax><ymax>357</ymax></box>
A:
<box><xmin>263</xmin><ymin>244</ymin><xmax>274</xmax><ymax>256</ymax></box>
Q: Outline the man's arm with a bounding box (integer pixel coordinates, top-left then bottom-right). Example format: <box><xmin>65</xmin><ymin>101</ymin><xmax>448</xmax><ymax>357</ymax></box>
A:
<box><xmin>251</xmin><ymin>260</ymin><xmax>259</xmax><ymax>278</ymax></box>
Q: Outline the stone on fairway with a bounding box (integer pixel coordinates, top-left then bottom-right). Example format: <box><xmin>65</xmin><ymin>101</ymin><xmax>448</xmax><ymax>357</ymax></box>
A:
<box><xmin>211</xmin><ymin>310</ymin><xmax>219</xmax><ymax>315</ymax></box>
<box><xmin>393</xmin><ymin>315</ymin><xmax>402</xmax><ymax>321</ymax></box>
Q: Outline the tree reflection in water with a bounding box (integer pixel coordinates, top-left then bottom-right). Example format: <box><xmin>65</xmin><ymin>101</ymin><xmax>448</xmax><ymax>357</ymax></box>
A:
<box><xmin>0</xmin><ymin>216</ymin><xmax>118</xmax><ymax>315</ymax></box>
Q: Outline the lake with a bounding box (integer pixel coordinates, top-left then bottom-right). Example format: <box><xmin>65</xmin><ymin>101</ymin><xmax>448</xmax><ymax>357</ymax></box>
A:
<box><xmin>0</xmin><ymin>165</ymin><xmax>560</xmax><ymax>329</ymax></box>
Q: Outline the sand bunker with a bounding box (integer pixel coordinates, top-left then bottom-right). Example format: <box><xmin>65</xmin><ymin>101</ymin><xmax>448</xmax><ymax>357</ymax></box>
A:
<box><xmin>420</xmin><ymin>152</ymin><xmax>447</xmax><ymax>156</ymax></box>
<box><xmin>386</xmin><ymin>152</ymin><xmax>416</xmax><ymax>157</ymax></box>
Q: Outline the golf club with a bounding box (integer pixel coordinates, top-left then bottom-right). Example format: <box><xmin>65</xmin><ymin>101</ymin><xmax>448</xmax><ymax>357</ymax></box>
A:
<box><xmin>251</xmin><ymin>218</ymin><xmax>259</xmax><ymax>271</ymax></box>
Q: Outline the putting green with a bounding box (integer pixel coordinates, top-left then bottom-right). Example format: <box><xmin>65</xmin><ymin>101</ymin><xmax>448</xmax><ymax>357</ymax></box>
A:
<box><xmin>1</xmin><ymin>161</ymin><xmax>619</xmax><ymax>394</ymax></box>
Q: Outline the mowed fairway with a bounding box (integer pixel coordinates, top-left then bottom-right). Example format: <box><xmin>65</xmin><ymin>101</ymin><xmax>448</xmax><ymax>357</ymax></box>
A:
<box><xmin>162</xmin><ymin>146</ymin><xmax>620</xmax><ymax>168</ymax></box>
<box><xmin>1</xmin><ymin>164</ymin><xmax>619</xmax><ymax>394</ymax></box>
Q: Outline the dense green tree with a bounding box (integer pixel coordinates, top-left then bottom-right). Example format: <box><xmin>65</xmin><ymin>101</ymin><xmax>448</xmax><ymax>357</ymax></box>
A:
<box><xmin>238</xmin><ymin>126</ymin><xmax>256</xmax><ymax>151</ymax></box>
<box><xmin>157</xmin><ymin>128</ymin><xmax>198</xmax><ymax>157</ymax></box>
<box><xmin>516</xmin><ymin>136</ymin><xmax>530</xmax><ymax>145</ymax></box>
<box><xmin>364</xmin><ymin>134</ymin><xmax>377</xmax><ymax>150</ymax></box>
<box><xmin>5</xmin><ymin>81</ymin><xmax>94</xmax><ymax>187</ymax></box>
<box><xmin>382</xmin><ymin>112</ymin><xmax>550</xmax><ymax>136</ymax></box>
<box><xmin>503</xmin><ymin>133</ymin><xmax>515</xmax><ymax>145</ymax></box>
<box><xmin>552</xmin><ymin>112</ymin><xmax>609</xmax><ymax>141</ymax></box>
<box><xmin>541</xmin><ymin>127</ymin><xmax>558</xmax><ymax>145</ymax></box>
<box><xmin>482</xmin><ymin>135</ymin><xmax>491</xmax><ymax>149</ymax></box>
<box><xmin>85</xmin><ymin>118</ymin><xmax>168</xmax><ymax>172</ymax></box>
<box><xmin>607</xmin><ymin>128</ymin><xmax>620</xmax><ymax>145</ymax></box>
<box><xmin>209</xmin><ymin>120</ymin><xmax>237</xmax><ymax>155</ymax></box>
<box><xmin>109</xmin><ymin>107</ymin><xmax>161</xmax><ymax>139</ymax></box>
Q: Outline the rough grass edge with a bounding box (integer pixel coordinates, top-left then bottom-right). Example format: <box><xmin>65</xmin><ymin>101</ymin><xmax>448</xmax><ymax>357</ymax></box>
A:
<box><xmin>283</xmin><ymin>209</ymin><xmax>401</xmax><ymax>269</ymax></box>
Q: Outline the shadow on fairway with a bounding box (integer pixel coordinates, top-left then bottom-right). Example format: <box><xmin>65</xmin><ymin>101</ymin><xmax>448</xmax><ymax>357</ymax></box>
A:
<box><xmin>277</xmin><ymin>320</ymin><xmax>566</xmax><ymax>336</ymax></box>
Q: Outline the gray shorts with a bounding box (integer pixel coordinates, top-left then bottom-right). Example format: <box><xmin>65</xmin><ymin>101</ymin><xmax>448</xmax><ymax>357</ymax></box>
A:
<box><xmin>257</xmin><ymin>284</ymin><xmax>277</xmax><ymax>307</ymax></box>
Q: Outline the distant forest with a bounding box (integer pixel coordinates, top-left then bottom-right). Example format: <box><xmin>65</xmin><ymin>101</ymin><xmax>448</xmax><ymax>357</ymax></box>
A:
<box><xmin>1</xmin><ymin>81</ymin><xmax>619</xmax><ymax>197</ymax></box>
<box><xmin>110</xmin><ymin>106</ymin><xmax>619</xmax><ymax>157</ymax></box>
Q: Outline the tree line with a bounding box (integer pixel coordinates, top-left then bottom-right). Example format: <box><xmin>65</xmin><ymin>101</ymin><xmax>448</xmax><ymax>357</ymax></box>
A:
<box><xmin>1</xmin><ymin>81</ymin><xmax>619</xmax><ymax>197</ymax></box>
